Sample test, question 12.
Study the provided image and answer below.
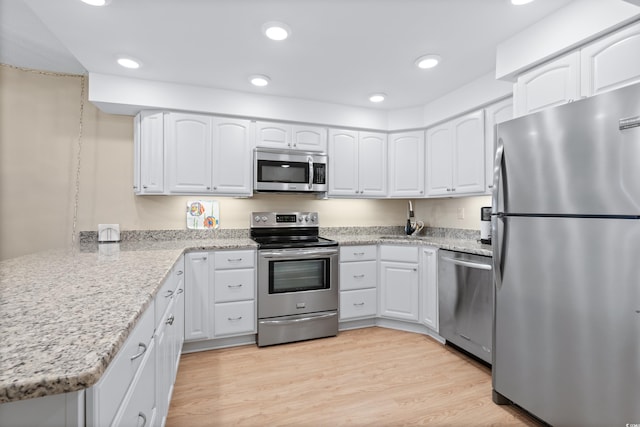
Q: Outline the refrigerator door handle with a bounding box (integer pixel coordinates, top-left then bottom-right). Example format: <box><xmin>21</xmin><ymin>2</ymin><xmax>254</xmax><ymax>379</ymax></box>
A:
<box><xmin>492</xmin><ymin>137</ymin><xmax>505</xmax><ymax>291</ymax></box>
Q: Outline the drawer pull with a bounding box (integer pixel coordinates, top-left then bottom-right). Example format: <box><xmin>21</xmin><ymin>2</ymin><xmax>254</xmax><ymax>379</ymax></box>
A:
<box><xmin>164</xmin><ymin>289</ymin><xmax>174</xmax><ymax>298</ymax></box>
<box><xmin>166</xmin><ymin>315</ymin><xmax>175</xmax><ymax>325</ymax></box>
<box><xmin>176</xmin><ymin>288</ymin><xmax>184</xmax><ymax>295</ymax></box>
<box><xmin>176</xmin><ymin>270</ymin><xmax>184</xmax><ymax>276</ymax></box>
<box><xmin>353</xmin><ymin>274</ymin><xmax>365</xmax><ymax>279</ymax></box>
<box><xmin>228</xmin><ymin>316</ymin><xmax>243</xmax><ymax>321</ymax></box>
<box><xmin>130</xmin><ymin>342</ymin><xmax>147</xmax><ymax>361</ymax></box>
<box><xmin>227</xmin><ymin>258</ymin><xmax>243</xmax><ymax>262</ymax></box>
<box><xmin>227</xmin><ymin>284</ymin><xmax>243</xmax><ymax>288</ymax></box>
<box><xmin>353</xmin><ymin>252</ymin><xmax>365</xmax><ymax>256</ymax></box>
<box><xmin>353</xmin><ymin>302</ymin><xmax>365</xmax><ymax>306</ymax></box>
<box><xmin>138</xmin><ymin>412</ymin><xmax>147</xmax><ymax>427</ymax></box>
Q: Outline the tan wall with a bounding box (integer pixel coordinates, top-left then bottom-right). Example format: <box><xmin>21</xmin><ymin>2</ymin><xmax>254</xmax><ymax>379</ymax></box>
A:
<box><xmin>0</xmin><ymin>65</ymin><xmax>487</xmax><ymax>260</ymax></box>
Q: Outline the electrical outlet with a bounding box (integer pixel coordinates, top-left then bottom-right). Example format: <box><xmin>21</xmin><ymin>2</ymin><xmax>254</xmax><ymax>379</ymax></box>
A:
<box><xmin>457</xmin><ymin>208</ymin><xmax>465</xmax><ymax>220</ymax></box>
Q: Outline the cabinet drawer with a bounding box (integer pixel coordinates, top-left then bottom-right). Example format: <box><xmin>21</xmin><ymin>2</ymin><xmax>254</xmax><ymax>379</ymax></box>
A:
<box><xmin>214</xmin><ymin>250</ymin><xmax>255</xmax><ymax>269</ymax></box>
<box><xmin>340</xmin><ymin>288</ymin><xmax>377</xmax><ymax>320</ymax></box>
<box><xmin>214</xmin><ymin>300</ymin><xmax>256</xmax><ymax>337</ymax></box>
<box><xmin>86</xmin><ymin>304</ymin><xmax>155</xmax><ymax>427</ymax></box>
<box><xmin>214</xmin><ymin>269</ymin><xmax>255</xmax><ymax>302</ymax></box>
<box><xmin>379</xmin><ymin>245</ymin><xmax>419</xmax><ymax>263</ymax></box>
<box><xmin>111</xmin><ymin>340</ymin><xmax>156</xmax><ymax>427</ymax></box>
<box><xmin>155</xmin><ymin>260</ymin><xmax>184</xmax><ymax>323</ymax></box>
<box><xmin>340</xmin><ymin>261</ymin><xmax>377</xmax><ymax>291</ymax></box>
<box><xmin>340</xmin><ymin>245</ymin><xmax>376</xmax><ymax>262</ymax></box>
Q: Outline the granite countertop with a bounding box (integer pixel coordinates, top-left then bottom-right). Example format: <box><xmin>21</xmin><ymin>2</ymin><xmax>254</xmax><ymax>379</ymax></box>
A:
<box><xmin>0</xmin><ymin>228</ymin><xmax>487</xmax><ymax>405</ymax></box>
<box><xmin>0</xmin><ymin>237</ymin><xmax>256</xmax><ymax>404</ymax></box>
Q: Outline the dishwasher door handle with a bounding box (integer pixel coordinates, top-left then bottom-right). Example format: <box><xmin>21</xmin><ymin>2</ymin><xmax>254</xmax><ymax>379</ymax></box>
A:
<box><xmin>441</xmin><ymin>256</ymin><xmax>492</xmax><ymax>271</ymax></box>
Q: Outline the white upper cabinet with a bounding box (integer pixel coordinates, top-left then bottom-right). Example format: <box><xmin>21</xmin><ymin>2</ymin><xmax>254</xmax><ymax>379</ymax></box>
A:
<box><xmin>256</xmin><ymin>121</ymin><xmax>327</xmax><ymax>152</ymax></box>
<box><xmin>514</xmin><ymin>51</ymin><xmax>580</xmax><ymax>117</ymax></box>
<box><xmin>426</xmin><ymin>110</ymin><xmax>485</xmax><ymax>196</ymax></box>
<box><xmin>580</xmin><ymin>21</ymin><xmax>640</xmax><ymax>97</ymax></box>
<box><xmin>211</xmin><ymin>118</ymin><xmax>253</xmax><ymax>196</ymax></box>
<box><xmin>514</xmin><ymin>21</ymin><xmax>640</xmax><ymax>117</ymax></box>
<box><xmin>388</xmin><ymin>131</ymin><xmax>425</xmax><ymax>198</ymax></box>
<box><xmin>135</xmin><ymin>111</ymin><xmax>165</xmax><ymax>194</ymax></box>
<box><xmin>159</xmin><ymin>112</ymin><xmax>253</xmax><ymax>196</ymax></box>
<box><xmin>292</xmin><ymin>125</ymin><xmax>327</xmax><ymax>152</ymax></box>
<box><xmin>484</xmin><ymin>98</ymin><xmax>513</xmax><ymax>193</ymax></box>
<box><xmin>166</xmin><ymin>112</ymin><xmax>212</xmax><ymax>193</ymax></box>
<box><xmin>328</xmin><ymin>129</ymin><xmax>387</xmax><ymax>198</ymax></box>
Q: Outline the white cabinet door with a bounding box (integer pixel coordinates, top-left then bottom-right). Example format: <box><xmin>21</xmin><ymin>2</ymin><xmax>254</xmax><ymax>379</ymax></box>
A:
<box><xmin>358</xmin><ymin>132</ymin><xmax>387</xmax><ymax>197</ymax></box>
<box><xmin>514</xmin><ymin>51</ymin><xmax>580</xmax><ymax>117</ymax></box>
<box><xmin>484</xmin><ymin>98</ymin><xmax>513</xmax><ymax>193</ymax></box>
<box><xmin>328</xmin><ymin>129</ymin><xmax>359</xmax><ymax>196</ymax></box>
<box><xmin>165</xmin><ymin>112</ymin><xmax>213</xmax><ymax>193</ymax></box>
<box><xmin>211</xmin><ymin>118</ymin><xmax>253</xmax><ymax>195</ymax></box>
<box><xmin>426</xmin><ymin>124</ymin><xmax>452</xmax><ymax>196</ymax></box>
<box><xmin>388</xmin><ymin>131</ymin><xmax>425</xmax><ymax>197</ymax></box>
<box><xmin>379</xmin><ymin>261</ymin><xmax>420</xmax><ymax>322</ymax></box>
<box><xmin>452</xmin><ymin>110</ymin><xmax>485</xmax><ymax>195</ymax></box>
<box><xmin>255</xmin><ymin>122</ymin><xmax>290</xmax><ymax>149</ymax></box>
<box><xmin>292</xmin><ymin>125</ymin><xmax>327</xmax><ymax>152</ymax></box>
<box><xmin>137</xmin><ymin>111</ymin><xmax>165</xmax><ymax>194</ymax></box>
<box><xmin>420</xmin><ymin>246</ymin><xmax>438</xmax><ymax>331</ymax></box>
<box><xmin>184</xmin><ymin>252</ymin><xmax>212</xmax><ymax>342</ymax></box>
<box><xmin>581</xmin><ymin>21</ymin><xmax>640</xmax><ymax>97</ymax></box>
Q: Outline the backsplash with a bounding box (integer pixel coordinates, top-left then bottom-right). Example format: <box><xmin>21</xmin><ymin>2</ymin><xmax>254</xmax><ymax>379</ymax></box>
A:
<box><xmin>79</xmin><ymin>226</ymin><xmax>478</xmax><ymax>243</ymax></box>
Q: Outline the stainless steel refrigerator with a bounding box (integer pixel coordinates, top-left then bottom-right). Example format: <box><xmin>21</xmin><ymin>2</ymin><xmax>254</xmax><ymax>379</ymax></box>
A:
<box><xmin>492</xmin><ymin>82</ymin><xmax>640</xmax><ymax>427</ymax></box>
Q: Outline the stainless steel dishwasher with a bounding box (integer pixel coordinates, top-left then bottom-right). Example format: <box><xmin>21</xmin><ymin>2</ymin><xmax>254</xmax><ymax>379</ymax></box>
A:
<box><xmin>438</xmin><ymin>250</ymin><xmax>493</xmax><ymax>364</ymax></box>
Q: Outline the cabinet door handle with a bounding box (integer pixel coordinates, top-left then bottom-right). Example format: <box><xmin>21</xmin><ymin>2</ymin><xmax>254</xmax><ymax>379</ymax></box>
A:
<box><xmin>228</xmin><ymin>316</ymin><xmax>243</xmax><ymax>321</ymax></box>
<box><xmin>227</xmin><ymin>284</ymin><xmax>243</xmax><ymax>288</ymax></box>
<box><xmin>166</xmin><ymin>315</ymin><xmax>175</xmax><ymax>325</ymax></box>
<box><xmin>353</xmin><ymin>302</ymin><xmax>365</xmax><ymax>306</ymax></box>
<box><xmin>176</xmin><ymin>288</ymin><xmax>184</xmax><ymax>295</ymax></box>
<box><xmin>353</xmin><ymin>274</ymin><xmax>365</xmax><ymax>279</ymax></box>
<box><xmin>176</xmin><ymin>270</ymin><xmax>184</xmax><ymax>276</ymax></box>
<box><xmin>130</xmin><ymin>342</ymin><xmax>147</xmax><ymax>361</ymax></box>
<box><xmin>164</xmin><ymin>289</ymin><xmax>174</xmax><ymax>298</ymax></box>
<box><xmin>353</xmin><ymin>252</ymin><xmax>365</xmax><ymax>256</ymax></box>
<box><xmin>138</xmin><ymin>412</ymin><xmax>147</xmax><ymax>427</ymax></box>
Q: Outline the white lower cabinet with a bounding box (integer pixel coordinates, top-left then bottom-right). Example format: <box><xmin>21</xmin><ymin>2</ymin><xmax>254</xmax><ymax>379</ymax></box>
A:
<box><xmin>339</xmin><ymin>245</ymin><xmax>378</xmax><ymax>320</ymax></box>
<box><xmin>86</xmin><ymin>255</ymin><xmax>184</xmax><ymax>427</ymax></box>
<box><xmin>420</xmin><ymin>246</ymin><xmax>438</xmax><ymax>332</ymax></box>
<box><xmin>185</xmin><ymin>249</ymin><xmax>257</xmax><ymax>343</ymax></box>
<box><xmin>379</xmin><ymin>245</ymin><xmax>420</xmax><ymax>322</ymax></box>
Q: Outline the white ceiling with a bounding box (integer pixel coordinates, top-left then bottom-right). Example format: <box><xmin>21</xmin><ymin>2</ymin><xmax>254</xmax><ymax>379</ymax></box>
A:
<box><xmin>1</xmin><ymin>0</ymin><xmax>579</xmax><ymax>110</ymax></box>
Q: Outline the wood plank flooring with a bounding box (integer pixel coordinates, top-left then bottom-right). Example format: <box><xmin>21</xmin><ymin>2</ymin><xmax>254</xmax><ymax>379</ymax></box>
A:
<box><xmin>167</xmin><ymin>327</ymin><xmax>542</xmax><ymax>426</ymax></box>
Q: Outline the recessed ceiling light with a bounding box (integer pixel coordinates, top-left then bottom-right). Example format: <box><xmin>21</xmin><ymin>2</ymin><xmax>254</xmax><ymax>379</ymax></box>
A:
<box><xmin>80</xmin><ymin>0</ymin><xmax>110</xmax><ymax>6</ymax></box>
<box><xmin>250</xmin><ymin>75</ymin><xmax>271</xmax><ymax>87</ymax></box>
<box><xmin>117</xmin><ymin>57</ymin><xmax>141</xmax><ymax>69</ymax></box>
<box><xmin>511</xmin><ymin>0</ymin><xmax>534</xmax><ymax>5</ymax></box>
<box><xmin>369</xmin><ymin>93</ymin><xmax>386</xmax><ymax>103</ymax></box>
<box><xmin>415</xmin><ymin>55</ymin><xmax>441</xmax><ymax>69</ymax></box>
<box><xmin>263</xmin><ymin>22</ymin><xmax>291</xmax><ymax>41</ymax></box>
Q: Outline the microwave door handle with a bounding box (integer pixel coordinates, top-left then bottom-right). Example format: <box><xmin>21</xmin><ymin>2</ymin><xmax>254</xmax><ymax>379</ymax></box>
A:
<box><xmin>308</xmin><ymin>156</ymin><xmax>314</xmax><ymax>190</ymax></box>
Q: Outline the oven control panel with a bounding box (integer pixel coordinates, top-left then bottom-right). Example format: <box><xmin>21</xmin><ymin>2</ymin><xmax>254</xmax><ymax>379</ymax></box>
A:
<box><xmin>251</xmin><ymin>212</ymin><xmax>319</xmax><ymax>227</ymax></box>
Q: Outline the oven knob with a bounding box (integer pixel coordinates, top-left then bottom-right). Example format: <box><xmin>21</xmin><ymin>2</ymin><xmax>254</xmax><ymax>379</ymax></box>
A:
<box><xmin>261</xmin><ymin>216</ymin><xmax>268</xmax><ymax>222</ymax></box>
<box><xmin>304</xmin><ymin>216</ymin><xmax>309</xmax><ymax>222</ymax></box>
<box><xmin>298</xmin><ymin>217</ymin><xmax>303</xmax><ymax>222</ymax></box>
<box><xmin>254</xmin><ymin>216</ymin><xmax>261</xmax><ymax>222</ymax></box>
<box><xmin>310</xmin><ymin>215</ymin><xmax>317</xmax><ymax>223</ymax></box>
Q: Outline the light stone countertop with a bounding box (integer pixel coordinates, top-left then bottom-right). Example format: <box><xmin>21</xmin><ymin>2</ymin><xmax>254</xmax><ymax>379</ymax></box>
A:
<box><xmin>0</xmin><ymin>230</ymin><xmax>488</xmax><ymax>404</ymax></box>
<box><xmin>0</xmin><ymin>238</ymin><xmax>256</xmax><ymax>404</ymax></box>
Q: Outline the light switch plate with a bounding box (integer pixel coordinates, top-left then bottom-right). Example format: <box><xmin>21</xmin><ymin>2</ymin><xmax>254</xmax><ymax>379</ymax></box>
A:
<box><xmin>98</xmin><ymin>224</ymin><xmax>121</xmax><ymax>243</ymax></box>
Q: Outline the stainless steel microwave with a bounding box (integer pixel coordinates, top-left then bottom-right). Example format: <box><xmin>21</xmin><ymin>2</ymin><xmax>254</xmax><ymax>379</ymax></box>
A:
<box><xmin>254</xmin><ymin>148</ymin><xmax>328</xmax><ymax>193</ymax></box>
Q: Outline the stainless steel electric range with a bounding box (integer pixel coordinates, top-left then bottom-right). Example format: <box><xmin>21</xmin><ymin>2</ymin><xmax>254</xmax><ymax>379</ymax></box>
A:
<box><xmin>250</xmin><ymin>212</ymin><xmax>339</xmax><ymax>347</ymax></box>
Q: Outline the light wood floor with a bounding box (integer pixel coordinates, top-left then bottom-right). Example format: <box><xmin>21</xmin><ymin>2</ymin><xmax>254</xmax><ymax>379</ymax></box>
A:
<box><xmin>167</xmin><ymin>327</ymin><xmax>542</xmax><ymax>426</ymax></box>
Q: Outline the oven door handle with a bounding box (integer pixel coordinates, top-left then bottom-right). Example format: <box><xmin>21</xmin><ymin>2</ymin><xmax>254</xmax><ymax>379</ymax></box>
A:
<box><xmin>260</xmin><ymin>248</ymin><xmax>338</xmax><ymax>259</ymax></box>
<box><xmin>260</xmin><ymin>312</ymin><xmax>337</xmax><ymax>325</ymax></box>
